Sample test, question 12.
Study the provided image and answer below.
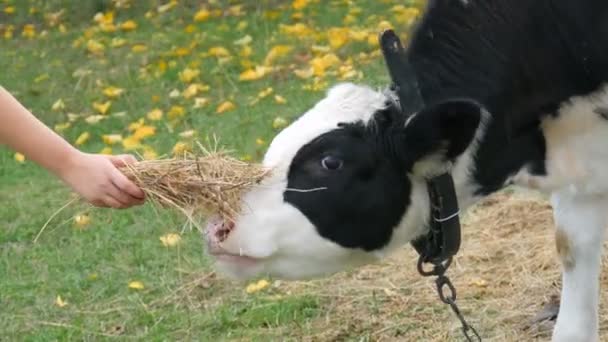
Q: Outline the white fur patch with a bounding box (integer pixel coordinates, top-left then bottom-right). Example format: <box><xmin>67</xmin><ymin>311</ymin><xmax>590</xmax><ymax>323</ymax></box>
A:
<box><xmin>511</xmin><ymin>84</ymin><xmax>608</xmax><ymax>196</ymax></box>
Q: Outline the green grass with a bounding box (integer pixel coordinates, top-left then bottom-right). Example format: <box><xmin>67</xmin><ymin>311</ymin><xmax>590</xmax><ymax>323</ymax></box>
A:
<box><xmin>0</xmin><ymin>0</ymin><xmax>422</xmax><ymax>339</ymax></box>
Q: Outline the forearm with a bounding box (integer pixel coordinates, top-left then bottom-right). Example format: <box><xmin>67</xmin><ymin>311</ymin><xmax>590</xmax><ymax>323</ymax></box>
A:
<box><xmin>0</xmin><ymin>86</ymin><xmax>78</xmax><ymax>179</ymax></box>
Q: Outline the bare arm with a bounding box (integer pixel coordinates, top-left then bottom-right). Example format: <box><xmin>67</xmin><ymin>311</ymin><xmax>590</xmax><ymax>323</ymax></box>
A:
<box><xmin>0</xmin><ymin>86</ymin><xmax>145</xmax><ymax>208</ymax></box>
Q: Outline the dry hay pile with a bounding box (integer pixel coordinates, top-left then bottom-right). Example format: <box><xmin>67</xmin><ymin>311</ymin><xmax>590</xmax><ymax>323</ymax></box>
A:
<box><xmin>268</xmin><ymin>190</ymin><xmax>608</xmax><ymax>341</ymax></box>
<box><xmin>120</xmin><ymin>145</ymin><xmax>269</xmax><ymax>222</ymax></box>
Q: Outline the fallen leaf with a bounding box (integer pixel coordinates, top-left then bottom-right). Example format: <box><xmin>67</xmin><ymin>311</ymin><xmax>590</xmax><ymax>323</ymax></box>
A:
<box><xmin>100</xmin><ymin>147</ymin><xmax>113</xmax><ymax>155</ymax></box>
<box><xmin>193</xmin><ymin>97</ymin><xmax>209</xmax><ymax>109</ymax></box>
<box><xmin>178</xmin><ymin>67</ymin><xmax>200</xmax><ymax>83</ymax></box>
<box><xmin>274</xmin><ymin>95</ymin><xmax>287</xmax><ymax>104</ymax></box>
<box><xmin>272</xmin><ymin>117</ymin><xmax>289</xmax><ymax>130</ymax></box>
<box><xmin>51</xmin><ymin>99</ymin><xmax>65</xmax><ymax>112</ymax></box>
<box><xmin>92</xmin><ymin>101</ymin><xmax>112</xmax><ymax>115</ymax></box>
<box><xmin>74</xmin><ymin>214</ymin><xmax>91</xmax><ymax>228</ymax></box>
<box><xmin>216</xmin><ymin>101</ymin><xmax>236</xmax><ymax>114</ymax></box>
<box><xmin>75</xmin><ymin>132</ymin><xmax>91</xmax><ymax>146</ymax></box>
<box><xmin>102</xmin><ymin>134</ymin><xmax>122</xmax><ymax>145</ymax></box>
<box><xmin>194</xmin><ymin>9</ymin><xmax>210</xmax><ymax>22</ymax></box>
<box><xmin>147</xmin><ymin>108</ymin><xmax>163</xmax><ymax>121</ymax></box>
<box><xmin>160</xmin><ymin>233</ymin><xmax>182</xmax><ymax>246</ymax></box>
<box><xmin>85</xmin><ymin>115</ymin><xmax>106</xmax><ymax>124</ymax></box>
<box><xmin>233</xmin><ymin>35</ymin><xmax>252</xmax><ymax>46</ymax></box>
<box><xmin>128</xmin><ymin>281</ymin><xmax>144</xmax><ymax>290</ymax></box>
<box><xmin>245</xmin><ymin>279</ymin><xmax>270</xmax><ymax>294</ymax></box>
<box><xmin>132</xmin><ymin>125</ymin><xmax>156</xmax><ymax>140</ymax></box>
<box><xmin>120</xmin><ymin>20</ymin><xmax>137</xmax><ymax>31</ymax></box>
<box><xmin>14</xmin><ymin>153</ymin><xmax>25</xmax><ymax>163</ymax></box>
<box><xmin>168</xmin><ymin>106</ymin><xmax>185</xmax><ymax>120</ymax></box>
<box><xmin>102</xmin><ymin>86</ymin><xmax>125</xmax><ymax>98</ymax></box>
<box><xmin>172</xmin><ymin>142</ymin><xmax>190</xmax><ymax>155</ymax></box>
<box><xmin>55</xmin><ymin>295</ymin><xmax>68</xmax><ymax>308</ymax></box>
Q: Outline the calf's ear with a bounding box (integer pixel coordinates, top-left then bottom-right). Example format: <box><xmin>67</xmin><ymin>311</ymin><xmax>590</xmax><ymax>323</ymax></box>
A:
<box><xmin>403</xmin><ymin>99</ymin><xmax>482</xmax><ymax>177</ymax></box>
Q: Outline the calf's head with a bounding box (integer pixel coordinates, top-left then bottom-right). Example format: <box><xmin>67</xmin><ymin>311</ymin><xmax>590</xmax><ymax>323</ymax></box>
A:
<box><xmin>205</xmin><ymin>83</ymin><xmax>482</xmax><ymax>280</ymax></box>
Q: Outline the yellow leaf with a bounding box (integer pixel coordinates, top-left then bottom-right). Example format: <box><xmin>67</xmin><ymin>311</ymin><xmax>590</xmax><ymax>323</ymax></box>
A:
<box><xmin>51</xmin><ymin>99</ymin><xmax>65</xmax><ymax>112</ymax></box>
<box><xmin>22</xmin><ymin>24</ymin><xmax>36</xmax><ymax>38</ymax></box>
<box><xmin>102</xmin><ymin>134</ymin><xmax>123</xmax><ymax>145</ymax></box>
<box><xmin>133</xmin><ymin>125</ymin><xmax>156</xmax><ymax>140</ymax></box>
<box><xmin>111</xmin><ymin>37</ymin><xmax>127</xmax><ymax>47</ymax></box>
<box><xmin>128</xmin><ymin>281</ymin><xmax>144</xmax><ymax>290</ymax></box>
<box><xmin>264</xmin><ymin>45</ymin><xmax>292</xmax><ymax>65</ymax></box>
<box><xmin>147</xmin><ymin>108</ymin><xmax>163</xmax><ymax>121</ymax></box>
<box><xmin>86</xmin><ymin>39</ymin><xmax>105</xmax><ymax>54</ymax></box>
<box><xmin>233</xmin><ymin>35</ymin><xmax>252</xmax><ymax>46</ymax></box>
<box><xmin>169</xmin><ymin>89</ymin><xmax>180</xmax><ymax>98</ymax></box>
<box><xmin>280</xmin><ymin>23</ymin><xmax>314</xmax><ymax>37</ymax></box>
<box><xmin>292</xmin><ymin>0</ymin><xmax>309</xmax><ymax>10</ymax></box>
<box><xmin>274</xmin><ymin>95</ymin><xmax>287</xmax><ymax>104</ymax></box>
<box><xmin>131</xmin><ymin>44</ymin><xmax>147</xmax><ymax>53</ymax></box>
<box><xmin>245</xmin><ymin>279</ymin><xmax>270</xmax><ymax>294</ymax></box>
<box><xmin>157</xmin><ymin>0</ymin><xmax>177</xmax><ymax>13</ymax></box>
<box><xmin>75</xmin><ymin>132</ymin><xmax>91</xmax><ymax>146</ymax></box>
<box><xmin>102</xmin><ymin>86</ymin><xmax>124</xmax><ymax>98</ymax></box>
<box><xmin>120</xmin><ymin>20</ymin><xmax>137</xmax><ymax>31</ymax></box>
<box><xmin>100</xmin><ymin>147</ymin><xmax>113</xmax><ymax>155</ymax></box>
<box><xmin>256</xmin><ymin>138</ymin><xmax>265</xmax><ymax>146</ymax></box>
<box><xmin>258</xmin><ymin>87</ymin><xmax>273</xmax><ymax>98</ymax></box>
<box><xmin>172</xmin><ymin>142</ymin><xmax>189</xmax><ymax>155</ymax></box>
<box><xmin>87</xmin><ymin>273</ymin><xmax>98</xmax><ymax>281</ymax></box>
<box><xmin>310</xmin><ymin>53</ymin><xmax>341</xmax><ymax>77</ymax></box>
<box><xmin>294</xmin><ymin>67</ymin><xmax>314</xmax><ymax>79</ymax></box>
<box><xmin>85</xmin><ymin>115</ymin><xmax>105</xmax><ymax>124</ymax></box>
<box><xmin>55</xmin><ymin>295</ymin><xmax>68</xmax><ymax>308</ymax></box>
<box><xmin>239</xmin><ymin>66</ymin><xmax>272</xmax><ymax>81</ymax></box>
<box><xmin>54</xmin><ymin>122</ymin><xmax>71</xmax><ymax>132</ymax></box>
<box><xmin>182</xmin><ymin>84</ymin><xmax>200</xmax><ymax>99</ymax></box>
<box><xmin>14</xmin><ymin>153</ymin><xmax>25</xmax><ymax>163</ymax></box>
<box><xmin>327</xmin><ymin>27</ymin><xmax>350</xmax><ymax>49</ymax></box>
<box><xmin>74</xmin><ymin>214</ymin><xmax>91</xmax><ymax>228</ymax></box>
<box><xmin>193</xmin><ymin>97</ymin><xmax>209</xmax><ymax>109</ymax></box>
<box><xmin>123</xmin><ymin>136</ymin><xmax>141</xmax><ymax>150</ymax></box>
<box><xmin>208</xmin><ymin>46</ymin><xmax>230</xmax><ymax>57</ymax></box>
<box><xmin>272</xmin><ymin>117</ymin><xmax>289</xmax><ymax>130</ymax></box>
<box><xmin>194</xmin><ymin>9</ymin><xmax>210</xmax><ymax>22</ymax></box>
<box><xmin>179</xmin><ymin>130</ymin><xmax>196</xmax><ymax>138</ymax></box>
<box><xmin>178</xmin><ymin>67</ymin><xmax>200</xmax><ymax>83</ymax></box>
<box><xmin>216</xmin><ymin>101</ymin><xmax>236</xmax><ymax>114</ymax></box>
<box><xmin>168</xmin><ymin>106</ymin><xmax>185</xmax><ymax>120</ymax></box>
<box><xmin>92</xmin><ymin>101</ymin><xmax>112</xmax><ymax>115</ymax></box>
<box><xmin>4</xmin><ymin>6</ymin><xmax>15</xmax><ymax>14</ymax></box>
<box><xmin>173</xmin><ymin>47</ymin><xmax>191</xmax><ymax>57</ymax></box>
<box><xmin>160</xmin><ymin>232</ymin><xmax>182</xmax><ymax>246</ymax></box>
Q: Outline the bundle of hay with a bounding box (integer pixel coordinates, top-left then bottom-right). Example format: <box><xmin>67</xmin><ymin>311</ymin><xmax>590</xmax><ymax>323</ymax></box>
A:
<box><xmin>120</xmin><ymin>144</ymin><xmax>270</xmax><ymax>222</ymax></box>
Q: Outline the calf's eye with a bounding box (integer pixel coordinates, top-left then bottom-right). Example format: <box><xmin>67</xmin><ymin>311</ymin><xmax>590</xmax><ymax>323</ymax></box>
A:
<box><xmin>321</xmin><ymin>156</ymin><xmax>343</xmax><ymax>170</ymax></box>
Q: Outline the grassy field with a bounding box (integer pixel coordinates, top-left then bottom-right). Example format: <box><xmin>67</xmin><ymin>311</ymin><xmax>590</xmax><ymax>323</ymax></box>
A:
<box><xmin>0</xmin><ymin>0</ymin><xmax>428</xmax><ymax>340</ymax></box>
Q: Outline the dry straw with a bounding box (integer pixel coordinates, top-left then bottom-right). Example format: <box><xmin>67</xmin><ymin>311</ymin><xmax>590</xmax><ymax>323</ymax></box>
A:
<box><xmin>120</xmin><ymin>142</ymin><xmax>270</xmax><ymax>223</ymax></box>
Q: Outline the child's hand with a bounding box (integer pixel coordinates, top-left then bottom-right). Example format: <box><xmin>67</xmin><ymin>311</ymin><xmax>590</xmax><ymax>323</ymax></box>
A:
<box><xmin>59</xmin><ymin>152</ymin><xmax>146</xmax><ymax>208</ymax></box>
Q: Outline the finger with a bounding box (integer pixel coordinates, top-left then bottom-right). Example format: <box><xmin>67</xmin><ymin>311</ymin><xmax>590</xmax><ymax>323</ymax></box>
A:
<box><xmin>90</xmin><ymin>199</ymin><xmax>110</xmax><ymax>208</ymax></box>
<box><xmin>111</xmin><ymin>169</ymin><xmax>146</xmax><ymax>200</ymax></box>
<box><xmin>104</xmin><ymin>195</ymin><xmax>127</xmax><ymax>209</ymax></box>
<box><xmin>106</xmin><ymin>181</ymin><xmax>137</xmax><ymax>207</ymax></box>
<box><xmin>109</xmin><ymin>154</ymin><xmax>138</xmax><ymax>168</ymax></box>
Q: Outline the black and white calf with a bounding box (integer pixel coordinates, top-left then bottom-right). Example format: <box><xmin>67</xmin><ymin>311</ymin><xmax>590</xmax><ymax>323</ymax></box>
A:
<box><xmin>205</xmin><ymin>1</ymin><xmax>608</xmax><ymax>341</ymax></box>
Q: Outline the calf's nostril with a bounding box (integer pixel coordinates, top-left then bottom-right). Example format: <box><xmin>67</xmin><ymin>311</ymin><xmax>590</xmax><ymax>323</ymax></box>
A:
<box><xmin>213</xmin><ymin>221</ymin><xmax>235</xmax><ymax>243</ymax></box>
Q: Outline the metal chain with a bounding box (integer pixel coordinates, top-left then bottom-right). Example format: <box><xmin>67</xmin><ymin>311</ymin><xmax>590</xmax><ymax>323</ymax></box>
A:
<box><xmin>417</xmin><ymin>257</ymin><xmax>482</xmax><ymax>342</ymax></box>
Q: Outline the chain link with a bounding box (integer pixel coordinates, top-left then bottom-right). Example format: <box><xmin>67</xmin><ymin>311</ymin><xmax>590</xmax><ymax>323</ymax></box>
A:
<box><xmin>417</xmin><ymin>257</ymin><xmax>482</xmax><ymax>341</ymax></box>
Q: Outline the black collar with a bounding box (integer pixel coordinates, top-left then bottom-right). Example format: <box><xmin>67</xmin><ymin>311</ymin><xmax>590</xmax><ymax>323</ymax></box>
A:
<box><xmin>411</xmin><ymin>174</ymin><xmax>462</xmax><ymax>264</ymax></box>
<box><xmin>379</xmin><ymin>29</ymin><xmax>462</xmax><ymax>264</ymax></box>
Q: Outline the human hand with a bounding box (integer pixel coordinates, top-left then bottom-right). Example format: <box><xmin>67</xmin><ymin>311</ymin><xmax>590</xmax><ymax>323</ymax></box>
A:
<box><xmin>59</xmin><ymin>151</ymin><xmax>146</xmax><ymax>208</ymax></box>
